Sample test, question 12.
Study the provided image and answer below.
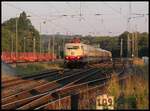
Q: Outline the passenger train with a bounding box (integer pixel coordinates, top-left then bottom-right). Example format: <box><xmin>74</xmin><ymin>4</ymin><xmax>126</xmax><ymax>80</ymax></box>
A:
<box><xmin>64</xmin><ymin>39</ymin><xmax>112</xmax><ymax>67</ymax></box>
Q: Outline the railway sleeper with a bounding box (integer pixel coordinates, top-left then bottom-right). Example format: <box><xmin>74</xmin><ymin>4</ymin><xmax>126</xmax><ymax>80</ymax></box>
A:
<box><xmin>16</xmin><ymin>75</ymin><xmax>109</xmax><ymax>110</ymax></box>
<box><xmin>3</xmin><ymin>68</ymin><xmax>100</xmax><ymax>109</ymax></box>
<box><xmin>2</xmin><ymin>68</ymin><xmax>94</xmax><ymax>105</ymax></box>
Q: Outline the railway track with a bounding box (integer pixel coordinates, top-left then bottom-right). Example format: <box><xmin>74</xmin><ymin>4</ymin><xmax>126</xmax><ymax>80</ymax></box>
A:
<box><xmin>2</xmin><ymin>68</ymin><xmax>96</xmax><ymax>104</ymax></box>
<box><xmin>2</xmin><ymin>68</ymin><xmax>106</xmax><ymax>109</ymax></box>
<box><xmin>2</xmin><ymin>69</ymin><xmax>81</xmax><ymax>98</ymax></box>
<box><xmin>2</xmin><ymin>69</ymin><xmax>59</xmax><ymax>88</ymax></box>
<box><xmin>34</xmin><ymin>62</ymin><xmax>126</xmax><ymax>110</ymax></box>
<box><xmin>2</xmin><ymin>59</ymin><xmax>128</xmax><ymax>110</ymax></box>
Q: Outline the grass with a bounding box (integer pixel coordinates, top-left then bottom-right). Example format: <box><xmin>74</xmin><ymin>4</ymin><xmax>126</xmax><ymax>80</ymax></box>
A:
<box><xmin>132</xmin><ymin>57</ymin><xmax>144</xmax><ymax>66</ymax></box>
<box><xmin>76</xmin><ymin>59</ymin><xmax>149</xmax><ymax>110</ymax></box>
<box><xmin>106</xmin><ymin>61</ymin><xmax>149</xmax><ymax>110</ymax></box>
<box><xmin>107</xmin><ymin>73</ymin><xmax>121</xmax><ymax>109</ymax></box>
<box><xmin>2</xmin><ymin>73</ymin><xmax>18</xmax><ymax>80</ymax></box>
<box><xmin>16</xmin><ymin>63</ymin><xmax>62</xmax><ymax>75</ymax></box>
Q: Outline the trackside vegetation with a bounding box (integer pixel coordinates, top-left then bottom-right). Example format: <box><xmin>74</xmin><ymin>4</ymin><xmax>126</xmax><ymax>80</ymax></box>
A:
<box><xmin>106</xmin><ymin>60</ymin><xmax>148</xmax><ymax>109</ymax></box>
<box><xmin>16</xmin><ymin>64</ymin><xmax>62</xmax><ymax>74</ymax></box>
<box><xmin>2</xmin><ymin>11</ymin><xmax>148</xmax><ymax>58</ymax></box>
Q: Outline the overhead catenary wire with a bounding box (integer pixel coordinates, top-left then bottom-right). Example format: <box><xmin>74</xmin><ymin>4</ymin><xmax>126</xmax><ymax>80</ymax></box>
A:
<box><xmin>65</xmin><ymin>2</ymin><xmax>106</xmax><ymax>36</ymax></box>
<box><xmin>6</xmin><ymin>3</ymin><xmax>43</xmax><ymax>20</ymax></box>
<box><xmin>103</xmin><ymin>2</ymin><xmax>128</xmax><ymax>19</ymax></box>
<box><xmin>65</xmin><ymin>2</ymin><xmax>86</xmax><ymax>35</ymax></box>
<box><xmin>4</xmin><ymin>2</ymin><xmax>148</xmax><ymax>36</ymax></box>
<box><xmin>44</xmin><ymin>3</ymin><xmax>77</xmax><ymax>34</ymax></box>
<box><xmin>82</xmin><ymin>2</ymin><xmax>114</xmax><ymax>36</ymax></box>
<box><xmin>5</xmin><ymin>3</ymin><xmax>72</xmax><ymax>34</ymax></box>
<box><xmin>78</xmin><ymin>2</ymin><xmax>105</xmax><ymax>36</ymax></box>
<box><xmin>103</xmin><ymin>2</ymin><xmax>128</xmax><ymax>35</ymax></box>
<box><xmin>65</xmin><ymin>2</ymin><xmax>98</xmax><ymax>36</ymax></box>
<box><xmin>3</xmin><ymin>2</ymin><xmax>116</xmax><ymax>36</ymax></box>
<box><xmin>65</xmin><ymin>2</ymin><xmax>80</xmax><ymax>16</ymax></box>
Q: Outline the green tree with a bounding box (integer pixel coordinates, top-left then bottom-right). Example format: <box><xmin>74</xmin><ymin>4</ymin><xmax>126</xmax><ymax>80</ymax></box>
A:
<box><xmin>138</xmin><ymin>32</ymin><xmax>149</xmax><ymax>57</ymax></box>
<box><xmin>2</xmin><ymin>27</ymin><xmax>15</xmax><ymax>52</ymax></box>
<box><xmin>118</xmin><ymin>31</ymin><xmax>129</xmax><ymax>57</ymax></box>
<box><xmin>2</xmin><ymin>11</ymin><xmax>40</xmax><ymax>53</ymax></box>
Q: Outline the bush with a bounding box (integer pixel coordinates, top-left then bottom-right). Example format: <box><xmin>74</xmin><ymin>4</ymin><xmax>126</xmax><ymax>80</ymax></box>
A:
<box><xmin>106</xmin><ymin>66</ymin><xmax>149</xmax><ymax>110</ymax></box>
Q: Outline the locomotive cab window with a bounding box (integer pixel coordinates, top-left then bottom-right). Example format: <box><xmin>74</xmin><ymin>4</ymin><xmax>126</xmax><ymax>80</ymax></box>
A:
<box><xmin>67</xmin><ymin>46</ymin><xmax>79</xmax><ymax>49</ymax></box>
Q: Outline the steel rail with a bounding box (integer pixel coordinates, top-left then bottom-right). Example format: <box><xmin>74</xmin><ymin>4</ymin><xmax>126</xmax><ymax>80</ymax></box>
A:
<box><xmin>33</xmin><ymin>78</ymin><xmax>109</xmax><ymax>110</ymax></box>
<box><xmin>2</xmin><ymin>69</ymin><xmax>58</xmax><ymax>84</ymax></box>
<box><xmin>2</xmin><ymin>68</ymin><xmax>101</xmax><ymax>109</ymax></box>
<box><xmin>35</xmin><ymin>95</ymin><xmax>71</xmax><ymax>110</ymax></box>
<box><xmin>2</xmin><ymin>71</ymin><xmax>59</xmax><ymax>88</ymax></box>
<box><xmin>2</xmin><ymin>70</ymin><xmax>79</xmax><ymax>98</ymax></box>
<box><xmin>16</xmin><ymin>72</ymin><xmax>110</xmax><ymax>109</ymax></box>
<box><xmin>16</xmin><ymin>69</ymin><xmax>102</xmax><ymax>109</ymax></box>
<box><xmin>33</xmin><ymin>63</ymin><xmax>125</xmax><ymax>110</ymax></box>
<box><xmin>2</xmin><ymin>68</ymin><xmax>95</xmax><ymax>105</ymax></box>
<box><xmin>2</xmin><ymin>61</ymin><xmax>126</xmax><ymax>109</ymax></box>
<box><xmin>35</xmin><ymin>66</ymin><xmax>127</xmax><ymax>110</ymax></box>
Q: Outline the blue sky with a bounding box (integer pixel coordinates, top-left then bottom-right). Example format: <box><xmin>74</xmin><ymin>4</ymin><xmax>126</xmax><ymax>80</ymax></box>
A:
<box><xmin>2</xmin><ymin>2</ymin><xmax>149</xmax><ymax>36</ymax></box>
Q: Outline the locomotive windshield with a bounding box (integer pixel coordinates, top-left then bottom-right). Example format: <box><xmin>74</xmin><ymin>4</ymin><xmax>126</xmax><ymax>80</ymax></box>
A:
<box><xmin>67</xmin><ymin>46</ymin><xmax>79</xmax><ymax>49</ymax></box>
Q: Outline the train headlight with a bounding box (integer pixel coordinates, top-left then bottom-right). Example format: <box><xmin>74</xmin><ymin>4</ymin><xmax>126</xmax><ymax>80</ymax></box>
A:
<box><xmin>66</xmin><ymin>57</ymin><xmax>69</xmax><ymax>59</ymax></box>
<box><xmin>77</xmin><ymin>56</ymin><xmax>80</xmax><ymax>59</ymax></box>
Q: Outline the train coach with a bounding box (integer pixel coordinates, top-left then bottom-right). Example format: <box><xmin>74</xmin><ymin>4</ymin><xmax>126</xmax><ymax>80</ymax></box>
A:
<box><xmin>64</xmin><ymin>39</ymin><xmax>112</xmax><ymax>67</ymax></box>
